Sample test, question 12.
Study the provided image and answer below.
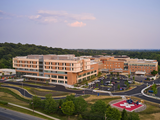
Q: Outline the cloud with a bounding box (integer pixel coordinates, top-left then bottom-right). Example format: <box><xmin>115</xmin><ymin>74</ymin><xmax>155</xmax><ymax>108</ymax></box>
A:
<box><xmin>37</xmin><ymin>10</ymin><xmax>96</xmax><ymax>20</ymax></box>
<box><xmin>68</xmin><ymin>21</ymin><xmax>86</xmax><ymax>27</ymax></box>
<box><xmin>28</xmin><ymin>10</ymin><xmax>96</xmax><ymax>24</ymax></box>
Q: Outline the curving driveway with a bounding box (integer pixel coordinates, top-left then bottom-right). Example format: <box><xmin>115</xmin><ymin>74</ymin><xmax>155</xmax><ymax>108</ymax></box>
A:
<box><xmin>2</xmin><ymin>79</ymin><xmax>160</xmax><ymax>104</ymax></box>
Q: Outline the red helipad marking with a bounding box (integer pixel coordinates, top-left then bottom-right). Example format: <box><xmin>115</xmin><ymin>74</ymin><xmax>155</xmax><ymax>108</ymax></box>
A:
<box><xmin>112</xmin><ymin>100</ymin><xmax>143</xmax><ymax>112</ymax></box>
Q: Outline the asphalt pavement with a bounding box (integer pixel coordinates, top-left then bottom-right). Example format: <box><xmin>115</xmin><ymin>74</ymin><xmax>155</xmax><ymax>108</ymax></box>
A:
<box><xmin>0</xmin><ymin>107</ymin><xmax>44</xmax><ymax>120</ymax></box>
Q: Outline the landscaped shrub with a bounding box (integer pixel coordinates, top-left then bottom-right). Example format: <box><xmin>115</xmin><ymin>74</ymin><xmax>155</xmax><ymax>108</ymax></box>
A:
<box><xmin>0</xmin><ymin>100</ymin><xmax>8</xmax><ymax>105</ymax></box>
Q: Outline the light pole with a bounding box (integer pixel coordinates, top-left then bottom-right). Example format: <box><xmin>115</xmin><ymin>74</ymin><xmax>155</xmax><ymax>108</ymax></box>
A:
<box><xmin>31</xmin><ymin>100</ymin><xmax>34</xmax><ymax>114</ymax></box>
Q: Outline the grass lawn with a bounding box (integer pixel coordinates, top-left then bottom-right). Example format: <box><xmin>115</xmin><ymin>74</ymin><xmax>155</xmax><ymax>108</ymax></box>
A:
<box><xmin>0</xmin><ymin>92</ymin><xmax>29</xmax><ymax>107</ymax></box>
<box><xmin>94</xmin><ymin>88</ymin><xmax>99</xmax><ymax>90</ymax></box>
<box><xmin>3</xmin><ymin>84</ymin><xmax>73</xmax><ymax>97</ymax></box>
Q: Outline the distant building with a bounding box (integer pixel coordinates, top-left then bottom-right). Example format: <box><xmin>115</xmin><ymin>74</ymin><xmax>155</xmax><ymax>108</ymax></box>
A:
<box><xmin>98</xmin><ymin>55</ymin><xmax>158</xmax><ymax>76</ymax></box>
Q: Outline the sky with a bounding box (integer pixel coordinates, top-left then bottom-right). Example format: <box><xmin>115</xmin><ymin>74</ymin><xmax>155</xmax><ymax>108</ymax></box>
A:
<box><xmin>0</xmin><ymin>0</ymin><xmax>160</xmax><ymax>49</ymax></box>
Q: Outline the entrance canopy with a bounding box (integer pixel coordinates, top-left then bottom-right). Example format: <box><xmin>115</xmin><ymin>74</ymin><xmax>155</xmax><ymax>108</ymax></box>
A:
<box><xmin>23</xmin><ymin>75</ymin><xmax>50</xmax><ymax>79</ymax></box>
<box><xmin>135</xmin><ymin>71</ymin><xmax>146</xmax><ymax>75</ymax></box>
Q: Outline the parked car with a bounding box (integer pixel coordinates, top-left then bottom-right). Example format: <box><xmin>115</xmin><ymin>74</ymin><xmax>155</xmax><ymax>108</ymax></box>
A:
<box><xmin>112</xmin><ymin>82</ymin><xmax>115</xmax><ymax>84</ymax></box>
<box><xmin>104</xmin><ymin>83</ymin><xmax>108</xmax><ymax>86</ymax></box>
<box><xmin>108</xmin><ymin>84</ymin><xmax>113</xmax><ymax>86</ymax></box>
<box><xmin>105</xmin><ymin>81</ymin><xmax>110</xmax><ymax>84</ymax></box>
<box><xmin>128</xmin><ymin>81</ymin><xmax>133</xmax><ymax>84</ymax></box>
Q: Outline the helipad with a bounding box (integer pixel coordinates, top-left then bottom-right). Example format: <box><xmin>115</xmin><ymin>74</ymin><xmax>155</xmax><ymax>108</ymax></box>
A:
<box><xmin>112</xmin><ymin>100</ymin><xmax>143</xmax><ymax>112</ymax></box>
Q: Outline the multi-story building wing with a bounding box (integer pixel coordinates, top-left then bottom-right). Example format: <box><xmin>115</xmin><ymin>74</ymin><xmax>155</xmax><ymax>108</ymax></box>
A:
<box><xmin>13</xmin><ymin>54</ymin><xmax>99</xmax><ymax>85</ymax></box>
<box><xmin>97</xmin><ymin>55</ymin><xmax>158</xmax><ymax>75</ymax></box>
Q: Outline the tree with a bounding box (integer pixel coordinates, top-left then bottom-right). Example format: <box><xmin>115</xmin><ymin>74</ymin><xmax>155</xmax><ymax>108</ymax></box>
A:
<box><xmin>117</xmin><ymin>72</ymin><xmax>119</xmax><ymax>76</ymax></box>
<box><xmin>65</xmin><ymin>94</ymin><xmax>75</xmax><ymax>102</ymax></box>
<box><xmin>96</xmin><ymin>83</ymin><xmax>98</xmax><ymax>88</ymax></box>
<box><xmin>128</xmin><ymin>112</ymin><xmax>140</xmax><ymax>120</ymax></box>
<box><xmin>121</xmin><ymin>109</ymin><xmax>128</xmax><ymax>120</ymax></box>
<box><xmin>152</xmin><ymin>84</ymin><xmax>157</xmax><ymax>94</ymax></box>
<box><xmin>30</xmin><ymin>96</ymin><xmax>41</xmax><ymax>108</ymax></box>
<box><xmin>128</xmin><ymin>74</ymin><xmax>130</xmax><ymax>78</ymax></box>
<box><xmin>23</xmin><ymin>78</ymin><xmax>25</xmax><ymax>82</ymax></box>
<box><xmin>117</xmin><ymin>84</ymin><xmax>120</xmax><ymax>90</ymax></box>
<box><xmin>57</xmin><ymin>99</ymin><xmax>64</xmax><ymax>115</ymax></box>
<box><xmin>110</xmin><ymin>76</ymin><xmax>112</xmax><ymax>80</ymax></box>
<box><xmin>86</xmin><ymin>81</ymin><xmax>88</xmax><ymax>86</ymax></box>
<box><xmin>106</xmin><ymin>106</ymin><xmax>121</xmax><ymax>120</ymax></box>
<box><xmin>118</xmin><ymin>76</ymin><xmax>120</xmax><ymax>80</ymax></box>
<box><xmin>133</xmin><ymin>76</ymin><xmax>135</xmax><ymax>83</ymax></box>
<box><xmin>74</xmin><ymin>96</ymin><xmax>87</xmax><ymax>115</ymax></box>
<box><xmin>91</xmin><ymin>100</ymin><xmax>107</xmax><ymax>115</ymax></box>
<box><xmin>151</xmin><ymin>70</ymin><xmax>158</xmax><ymax>76</ymax></box>
<box><xmin>10</xmin><ymin>72</ymin><xmax>12</xmax><ymax>75</ymax></box>
<box><xmin>44</xmin><ymin>94</ymin><xmax>57</xmax><ymax>113</ymax></box>
<box><xmin>101</xmin><ymin>80</ymin><xmax>103</xmax><ymax>84</ymax></box>
<box><xmin>110</xmin><ymin>72</ymin><xmax>113</xmax><ymax>76</ymax></box>
<box><xmin>2</xmin><ymin>73</ymin><xmax>4</xmax><ymax>76</ymax></box>
<box><xmin>61</xmin><ymin>101</ymin><xmax>75</xmax><ymax>120</ymax></box>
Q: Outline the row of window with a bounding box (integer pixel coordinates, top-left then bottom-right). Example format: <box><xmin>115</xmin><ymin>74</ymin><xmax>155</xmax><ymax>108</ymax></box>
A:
<box><xmin>45</xmin><ymin>74</ymin><xmax>67</xmax><ymax>79</ymax></box>
<box><xmin>129</xmin><ymin>66</ymin><xmax>155</xmax><ymax>69</ymax></box>
<box><xmin>45</xmin><ymin>62</ymin><xmax>74</xmax><ymax>66</ymax></box>
<box><xmin>14</xmin><ymin>61</ymin><xmax>37</xmax><ymax>64</ymax></box>
<box><xmin>105</xmin><ymin>62</ymin><xmax>121</xmax><ymax>64</ymax></box>
<box><xmin>44</xmin><ymin>71</ymin><xmax>67</xmax><ymax>74</ymax></box>
<box><xmin>17</xmin><ymin>68</ymin><xmax>38</xmax><ymax>71</ymax></box>
<box><xmin>15</xmin><ymin>64</ymin><xmax>37</xmax><ymax>68</ymax></box>
<box><xmin>129</xmin><ymin>64</ymin><xmax>156</xmax><ymax>67</ymax></box>
<box><xmin>51</xmin><ymin>80</ymin><xmax>67</xmax><ymax>84</ymax></box>
<box><xmin>45</xmin><ymin>66</ymin><xmax>78</xmax><ymax>71</ymax></box>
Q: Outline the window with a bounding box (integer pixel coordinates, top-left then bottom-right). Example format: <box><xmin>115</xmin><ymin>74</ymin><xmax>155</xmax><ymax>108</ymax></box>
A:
<box><xmin>65</xmin><ymin>81</ymin><xmax>67</xmax><ymax>84</ymax></box>
<box><xmin>58</xmin><ymin>80</ymin><xmax>64</xmax><ymax>83</ymax></box>
<box><xmin>52</xmin><ymin>80</ymin><xmax>57</xmax><ymax>83</ymax></box>
<box><xmin>65</xmin><ymin>76</ymin><xmax>67</xmax><ymax>79</ymax></box>
<box><xmin>45</xmin><ymin>74</ymin><xmax>50</xmax><ymax>77</ymax></box>
<box><xmin>83</xmin><ymin>73</ymin><xmax>86</xmax><ymax>76</ymax></box>
<box><xmin>58</xmin><ymin>76</ymin><xmax>64</xmax><ymax>79</ymax></box>
<box><xmin>52</xmin><ymin>75</ymin><xmax>57</xmax><ymax>78</ymax></box>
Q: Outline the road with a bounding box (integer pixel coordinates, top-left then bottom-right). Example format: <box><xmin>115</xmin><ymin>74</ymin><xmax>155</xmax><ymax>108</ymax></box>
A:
<box><xmin>2</xmin><ymin>79</ymin><xmax>160</xmax><ymax>104</ymax></box>
<box><xmin>0</xmin><ymin>107</ymin><xmax>44</xmax><ymax>120</ymax></box>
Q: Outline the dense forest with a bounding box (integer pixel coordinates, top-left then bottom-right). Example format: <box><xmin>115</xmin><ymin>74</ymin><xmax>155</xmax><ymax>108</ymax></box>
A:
<box><xmin>0</xmin><ymin>42</ymin><xmax>160</xmax><ymax>71</ymax></box>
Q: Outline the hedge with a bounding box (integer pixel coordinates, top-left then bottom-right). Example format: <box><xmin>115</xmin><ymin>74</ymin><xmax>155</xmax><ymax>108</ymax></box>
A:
<box><xmin>0</xmin><ymin>88</ymin><xmax>30</xmax><ymax>103</ymax></box>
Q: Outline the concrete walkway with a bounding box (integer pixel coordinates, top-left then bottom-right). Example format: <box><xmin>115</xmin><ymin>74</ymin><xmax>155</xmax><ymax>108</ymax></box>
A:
<box><xmin>8</xmin><ymin>103</ymin><xmax>60</xmax><ymax>120</ymax></box>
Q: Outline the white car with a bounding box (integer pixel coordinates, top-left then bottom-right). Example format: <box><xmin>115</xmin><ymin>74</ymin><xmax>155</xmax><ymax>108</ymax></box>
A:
<box><xmin>108</xmin><ymin>84</ymin><xmax>113</xmax><ymax>86</ymax></box>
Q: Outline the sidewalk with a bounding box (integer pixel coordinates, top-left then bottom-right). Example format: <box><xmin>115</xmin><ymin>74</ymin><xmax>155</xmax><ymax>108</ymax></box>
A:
<box><xmin>8</xmin><ymin>103</ymin><xmax>60</xmax><ymax>120</ymax></box>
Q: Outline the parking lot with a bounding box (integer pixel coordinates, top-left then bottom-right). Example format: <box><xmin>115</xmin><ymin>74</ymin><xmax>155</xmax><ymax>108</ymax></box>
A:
<box><xmin>88</xmin><ymin>74</ymin><xmax>133</xmax><ymax>91</ymax></box>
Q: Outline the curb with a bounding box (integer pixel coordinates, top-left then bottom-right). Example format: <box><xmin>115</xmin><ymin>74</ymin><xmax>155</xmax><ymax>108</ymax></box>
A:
<box><xmin>141</xmin><ymin>85</ymin><xmax>160</xmax><ymax>100</ymax></box>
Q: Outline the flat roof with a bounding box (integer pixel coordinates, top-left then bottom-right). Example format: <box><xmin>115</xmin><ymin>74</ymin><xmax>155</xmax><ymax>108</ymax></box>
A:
<box><xmin>23</xmin><ymin>75</ymin><xmax>50</xmax><ymax>79</ymax></box>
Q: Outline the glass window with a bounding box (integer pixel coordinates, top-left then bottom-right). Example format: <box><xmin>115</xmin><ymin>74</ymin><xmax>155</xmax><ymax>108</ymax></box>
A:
<box><xmin>65</xmin><ymin>76</ymin><xmax>67</xmax><ymax>79</ymax></box>
<box><xmin>52</xmin><ymin>80</ymin><xmax>57</xmax><ymax>82</ymax></box>
<box><xmin>58</xmin><ymin>76</ymin><xmax>64</xmax><ymax>79</ymax></box>
<box><xmin>58</xmin><ymin>80</ymin><xmax>64</xmax><ymax>83</ymax></box>
<box><xmin>52</xmin><ymin>75</ymin><xmax>57</xmax><ymax>78</ymax></box>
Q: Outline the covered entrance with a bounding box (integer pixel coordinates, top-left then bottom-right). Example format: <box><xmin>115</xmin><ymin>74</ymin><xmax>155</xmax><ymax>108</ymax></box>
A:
<box><xmin>23</xmin><ymin>75</ymin><xmax>50</xmax><ymax>82</ymax></box>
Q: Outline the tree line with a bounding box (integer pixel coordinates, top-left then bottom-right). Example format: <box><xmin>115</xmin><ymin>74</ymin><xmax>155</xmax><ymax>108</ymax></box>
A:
<box><xmin>31</xmin><ymin>94</ymin><xmax>140</xmax><ymax>120</ymax></box>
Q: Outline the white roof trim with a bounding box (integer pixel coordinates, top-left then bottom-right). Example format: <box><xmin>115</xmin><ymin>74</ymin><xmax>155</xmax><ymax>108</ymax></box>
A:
<box><xmin>23</xmin><ymin>75</ymin><xmax>50</xmax><ymax>79</ymax></box>
<box><xmin>135</xmin><ymin>71</ymin><xmax>146</xmax><ymax>74</ymax></box>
